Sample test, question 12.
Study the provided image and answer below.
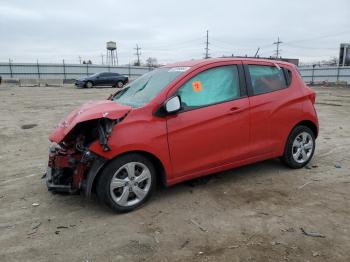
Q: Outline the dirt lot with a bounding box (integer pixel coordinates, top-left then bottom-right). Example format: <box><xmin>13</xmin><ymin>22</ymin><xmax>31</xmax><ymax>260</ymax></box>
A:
<box><xmin>0</xmin><ymin>84</ymin><xmax>349</xmax><ymax>262</ymax></box>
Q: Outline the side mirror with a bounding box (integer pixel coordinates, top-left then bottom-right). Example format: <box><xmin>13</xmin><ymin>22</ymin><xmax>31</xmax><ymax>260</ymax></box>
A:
<box><xmin>165</xmin><ymin>96</ymin><xmax>181</xmax><ymax>114</ymax></box>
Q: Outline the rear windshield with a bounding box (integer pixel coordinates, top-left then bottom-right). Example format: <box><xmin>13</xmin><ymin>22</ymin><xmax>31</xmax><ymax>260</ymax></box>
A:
<box><xmin>113</xmin><ymin>67</ymin><xmax>189</xmax><ymax>108</ymax></box>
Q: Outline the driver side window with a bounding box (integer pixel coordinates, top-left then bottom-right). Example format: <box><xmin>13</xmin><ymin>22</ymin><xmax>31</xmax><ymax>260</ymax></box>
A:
<box><xmin>177</xmin><ymin>65</ymin><xmax>240</xmax><ymax>110</ymax></box>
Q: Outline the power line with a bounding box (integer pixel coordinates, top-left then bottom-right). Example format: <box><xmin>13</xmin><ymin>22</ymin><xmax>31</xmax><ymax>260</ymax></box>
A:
<box><xmin>283</xmin><ymin>43</ymin><xmax>337</xmax><ymax>50</ymax></box>
<box><xmin>284</xmin><ymin>30</ymin><xmax>350</xmax><ymax>44</ymax></box>
<box><xmin>273</xmin><ymin>36</ymin><xmax>282</xmax><ymax>58</ymax></box>
<box><xmin>204</xmin><ymin>30</ymin><xmax>210</xmax><ymax>59</ymax></box>
<box><xmin>211</xmin><ymin>37</ymin><xmax>274</xmax><ymax>49</ymax></box>
<box><xmin>6</xmin><ymin>30</ymin><xmax>349</xmax><ymax>65</ymax></box>
<box><xmin>143</xmin><ymin>37</ymin><xmax>203</xmax><ymax>50</ymax></box>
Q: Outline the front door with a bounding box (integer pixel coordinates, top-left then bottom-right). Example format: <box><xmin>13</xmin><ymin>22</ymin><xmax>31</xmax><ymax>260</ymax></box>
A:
<box><xmin>167</xmin><ymin>64</ymin><xmax>250</xmax><ymax>178</ymax></box>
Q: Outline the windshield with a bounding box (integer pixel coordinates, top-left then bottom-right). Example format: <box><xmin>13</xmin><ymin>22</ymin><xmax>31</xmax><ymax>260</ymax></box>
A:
<box><xmin>113</xmin><ymin>67</ymin><xmax>189</xmax><ymax>108</ymax></box>
<box><xmin>89</xmin><ymin>72</ymin><xmax>100</xmax><ymax>77</ymax></box>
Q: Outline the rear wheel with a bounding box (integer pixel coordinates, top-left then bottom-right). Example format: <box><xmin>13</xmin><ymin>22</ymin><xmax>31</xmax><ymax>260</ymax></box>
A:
<box><xmin>96</xmin><ymin>154</ymin><xmax>156</xmax><ymax>212</ymax></box>
<box><xmin>281</xmin><ymin>126</ymin><xmax>315</xmax><ymax>168</ymax></box>
<box><xmin>116</xmin><ymin>81</ymin><xmax>124</xmax><ymax>88</ymax></box>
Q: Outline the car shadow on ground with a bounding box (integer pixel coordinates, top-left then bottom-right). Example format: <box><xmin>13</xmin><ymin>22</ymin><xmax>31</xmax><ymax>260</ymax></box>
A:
<box><xmin>49</xmin><ymin>158</ymin><xmax>291</xmax><ymax>214</ymax></box>
<box><xmin>75</xmin><ymin>85</ymin><xmax>122</xmax><ymax>89</ymax></box>
<box><xmin>155</xmin><ymin>158</ymin><xmax>286</xmax><ymax>196</ymax></box>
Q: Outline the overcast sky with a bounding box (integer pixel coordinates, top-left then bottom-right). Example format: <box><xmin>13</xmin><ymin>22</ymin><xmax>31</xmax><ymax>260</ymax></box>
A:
<box><xmin>1</xmin><ymin>0</ymin><xmax>349</xmax><ymax>65</ymax></box>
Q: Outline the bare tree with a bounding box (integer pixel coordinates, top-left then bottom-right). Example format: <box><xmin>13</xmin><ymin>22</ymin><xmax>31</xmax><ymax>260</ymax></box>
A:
<box><xmin>145</xmin><ymin>57</ymin><xmax>158</xmax><ymax>67</ymax></box>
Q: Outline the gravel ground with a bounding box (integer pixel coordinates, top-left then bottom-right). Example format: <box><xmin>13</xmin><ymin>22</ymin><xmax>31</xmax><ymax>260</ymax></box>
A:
<box><xmin>0</xmin><ymin>84</ymin><xmax>349</xmax><ymax>262</ymax></box>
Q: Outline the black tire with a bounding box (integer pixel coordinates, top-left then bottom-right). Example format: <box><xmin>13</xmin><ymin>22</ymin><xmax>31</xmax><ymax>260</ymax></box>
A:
<box><xmin>85</xmin><ymin>81</ymin><xmax>93</xmax><ymax>88</ymax></box>
<box><xmin>281</xmin><ymin>125</ymin><xmax>315</xmax><ymax>168</ymax></box>
<box><xmin>96</xmin><ymin>153</ymin><xmax>156</xmax><ymax>213</ymax></box>
<box><xmin>116</xmin><ymin>81</ymin><xmax>124</xmax><ymax>88</ymax></box>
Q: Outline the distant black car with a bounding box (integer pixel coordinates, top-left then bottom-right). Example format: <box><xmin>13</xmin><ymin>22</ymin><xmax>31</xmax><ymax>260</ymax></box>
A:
<box><xmin>75</xmin><ymin>72</ymin><xmax>129</xmax><ymax>88</ymax></box>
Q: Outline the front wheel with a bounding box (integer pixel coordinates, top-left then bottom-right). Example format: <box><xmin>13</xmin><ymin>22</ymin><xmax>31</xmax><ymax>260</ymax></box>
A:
<box><xmin>85</xmin><ymin>81</ymin><xmax>93</xmax><ymax>88</ymax></box>
<box><xmin>281</xmin><ymin>126</ymin><xmax>315</xmax><ymax>168</ymax></box>
<box><xmin>96</xmin><ymin>154</ymin><xmax>156</xmax><ymax>212</ymax></box>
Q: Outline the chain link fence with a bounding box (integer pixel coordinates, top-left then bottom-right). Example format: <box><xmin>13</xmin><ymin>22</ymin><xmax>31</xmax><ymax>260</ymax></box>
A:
<box><xmin>0</xmin><ymin>62</ymin><xmax>154</xmax><ymax>80</ymax></box>
<box><xmin>1</xmin><ymin>62</ymin><xmax>349</xmax><ymax>86</ymax></box>
<box><xmin>298</xmin><ymin>66</ymin><xmax>350</xmax><ymax>85</ymax></box>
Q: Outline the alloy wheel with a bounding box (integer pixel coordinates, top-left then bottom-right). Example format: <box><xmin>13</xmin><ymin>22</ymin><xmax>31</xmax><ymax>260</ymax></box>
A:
<box><xmin>109</xmin><ymin>162</ymin><xmax>152</xmax><ymax>207</ymax></box>
<box><xmin>292</xmin><ymin>132</ymin><xmax>314</xmax><ymax>164</ymax></box>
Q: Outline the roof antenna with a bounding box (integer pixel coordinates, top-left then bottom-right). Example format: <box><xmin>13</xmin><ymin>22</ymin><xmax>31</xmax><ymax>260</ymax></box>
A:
<box><xmin>254</xmin><ymin>47</ymin><xmax>260</xmax><ymax>57</ymax></box>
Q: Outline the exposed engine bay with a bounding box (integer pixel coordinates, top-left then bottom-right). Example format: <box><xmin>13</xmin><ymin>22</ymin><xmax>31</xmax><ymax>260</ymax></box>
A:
<box><xmin>46</xmin><ymin>117</ymin><xmax>122</xmax><ymax>195</ymax></box>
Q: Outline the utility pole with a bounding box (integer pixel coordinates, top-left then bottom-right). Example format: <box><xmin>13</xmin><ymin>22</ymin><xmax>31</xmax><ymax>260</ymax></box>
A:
<box><xmin>204</xmin><ymin>30</ymin><xmax>210</xmax><ymax>59</ymax></box>
<box><xmin>78</xmin><ymin>56</ymin><xmax>82</xmax><ymax>64</ymax></box>
<box><xmin>101</xmin><ymin>53</ymin><xmax>104</xmax><ymax>65</ymax></box>
<box><xmin>134</xmin><ymin>44</ymin><xmax>141</xmax><ymax>66</ymax></box>
<box><xmin>273</xmin><ymin>37</ymin><xmax>282</xmax><ymax>58</ymax></box>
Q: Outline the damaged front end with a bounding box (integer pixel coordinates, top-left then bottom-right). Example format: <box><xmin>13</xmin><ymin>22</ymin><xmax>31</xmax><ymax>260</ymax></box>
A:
<box><xmin>46</xmin><ymin>142</ymin><xmax>95</xmax><ymax>194</ymax></box>
<box><xmin>45</xmin><ymin>100</ymin><xmax>131</xmax><ymax>196</ymax></box>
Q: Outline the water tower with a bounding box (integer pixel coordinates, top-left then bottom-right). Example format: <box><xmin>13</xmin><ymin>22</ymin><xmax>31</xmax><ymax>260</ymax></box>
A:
<box><xmin>106</xmin><ymin>41</ymin><xmax>118</xmax><ymax>66</ymax></box>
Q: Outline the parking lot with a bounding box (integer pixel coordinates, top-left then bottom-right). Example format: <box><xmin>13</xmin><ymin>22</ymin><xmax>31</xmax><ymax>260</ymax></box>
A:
<box><xmin>0</xmin><ymin>84</ymin><xmax>349</xmax><ymax>262</ymax></box>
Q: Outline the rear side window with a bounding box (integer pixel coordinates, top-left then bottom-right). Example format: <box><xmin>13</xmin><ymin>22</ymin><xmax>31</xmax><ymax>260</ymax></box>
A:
<box><xmin>248</xmin><ymin>65</ymin><xmax>287</xmax><ymax>95</ymax></box>
<box><xmin>177</xmin><ymin>65</ymin><xmax>240</xmax><ymax>109</ymax></box>
<box><xmin>283</xmin><ymin>68</ymin><xmax>292</xmax><ymax>86</ymax></box>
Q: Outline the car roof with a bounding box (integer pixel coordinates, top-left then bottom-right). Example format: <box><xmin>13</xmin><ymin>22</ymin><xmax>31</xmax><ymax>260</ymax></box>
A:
<box><xmin>164</xmin><ymin>57</ymin><xmax>294</xmax><ymax>68</ymax></box>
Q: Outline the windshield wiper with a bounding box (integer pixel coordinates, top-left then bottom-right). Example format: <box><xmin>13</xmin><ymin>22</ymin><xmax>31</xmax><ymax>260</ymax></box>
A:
<box><xmin>134</xmin><ymin>77</ymin><xmax>152</xmax><ymax>94</ymax></box>
<box><xmin>112</xmin><ymin>86</ymin><xmax>129</xmax><ymax>100</ymax></box>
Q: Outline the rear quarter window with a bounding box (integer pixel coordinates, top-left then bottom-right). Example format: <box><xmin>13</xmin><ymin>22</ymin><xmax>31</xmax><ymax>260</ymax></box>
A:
<box><xmin>248</xmin><ymin>65</ymin><xmax>288</xmax><ymax>95</ymax></box>
<box><xmin>283</xmin><ymin>68</ymin><xmax>292</xmax><ymax>86</ymax></box>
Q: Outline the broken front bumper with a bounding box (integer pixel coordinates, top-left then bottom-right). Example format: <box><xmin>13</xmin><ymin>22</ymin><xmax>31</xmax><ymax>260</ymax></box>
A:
<box><xmin>45</xmin><ymin>143</ymin><xmax>106</xmax><ymax>197</ymax></box>
<box><xmin>46</xmin><ymin>166</ymin><xmax>78</xmax><ymax>194</ymax></box>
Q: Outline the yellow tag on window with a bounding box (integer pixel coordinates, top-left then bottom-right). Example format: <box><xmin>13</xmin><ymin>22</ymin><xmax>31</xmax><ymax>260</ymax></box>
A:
<box><xmin>192</xmin><ymin>81</ymin><xmax>202</xmax><ymax>92</ymax></box>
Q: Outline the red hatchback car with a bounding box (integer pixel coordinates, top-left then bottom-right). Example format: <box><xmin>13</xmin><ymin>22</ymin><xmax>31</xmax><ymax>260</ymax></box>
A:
<box><xmin>46</xmin><ymin>58</ymin><xmax>318</xmax><ymax>212</ymax></box>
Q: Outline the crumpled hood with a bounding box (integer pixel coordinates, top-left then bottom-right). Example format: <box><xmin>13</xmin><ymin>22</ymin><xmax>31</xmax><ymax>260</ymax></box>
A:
<box><xmin>49</xmin><ymin>100</ymin><xmax>131</xmax><ymax>143</ymax></box>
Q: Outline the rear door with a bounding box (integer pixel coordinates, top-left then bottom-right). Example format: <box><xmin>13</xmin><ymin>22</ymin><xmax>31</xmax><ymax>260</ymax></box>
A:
<box><xmin>95</xmin><ymin>73</ymin><xmax>109</xmax><ymax>85</ymax></box>
<box><xmin>109</xmin><ymin>73</ymin><xmax>120</xmax><ymax>85</ymax></box>
<box><xmin>104</xmin><ymin>73</ymin><xmax>115</xmax><ymax>85</ymax></box>
<box><xmin>243</xmin><ymin>61</ymin><xmax>301</xmax><ymax>156</ymax></box>
<box><xmin>166</xmin><ymin>63</ymin><xmax>250</xmax><ymax>178</ymax></box>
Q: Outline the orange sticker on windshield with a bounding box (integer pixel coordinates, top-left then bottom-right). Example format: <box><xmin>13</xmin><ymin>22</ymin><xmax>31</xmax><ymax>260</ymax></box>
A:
<box><xmin>192</xmin><ymin>81</ymin><xmax>202</xmax><ymax>92</ymax></box>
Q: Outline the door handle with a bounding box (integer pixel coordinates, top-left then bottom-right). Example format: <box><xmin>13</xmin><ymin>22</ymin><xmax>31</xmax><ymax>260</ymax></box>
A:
<box><xmin>227</xmin><ymin>107</ymin><xmax>245</xmax><ymax>115</ymax></box>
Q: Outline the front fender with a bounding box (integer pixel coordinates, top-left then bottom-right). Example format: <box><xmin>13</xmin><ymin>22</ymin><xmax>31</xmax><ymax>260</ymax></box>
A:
<box><xmin>87</xmin><ymin>112</ymin><xmax>173</xmax><ymax>182</ymax></box>
<box><xmin>82</xmin><ymin>155</ymin><xmax>107</xmax><ymax>198</ymax></box>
